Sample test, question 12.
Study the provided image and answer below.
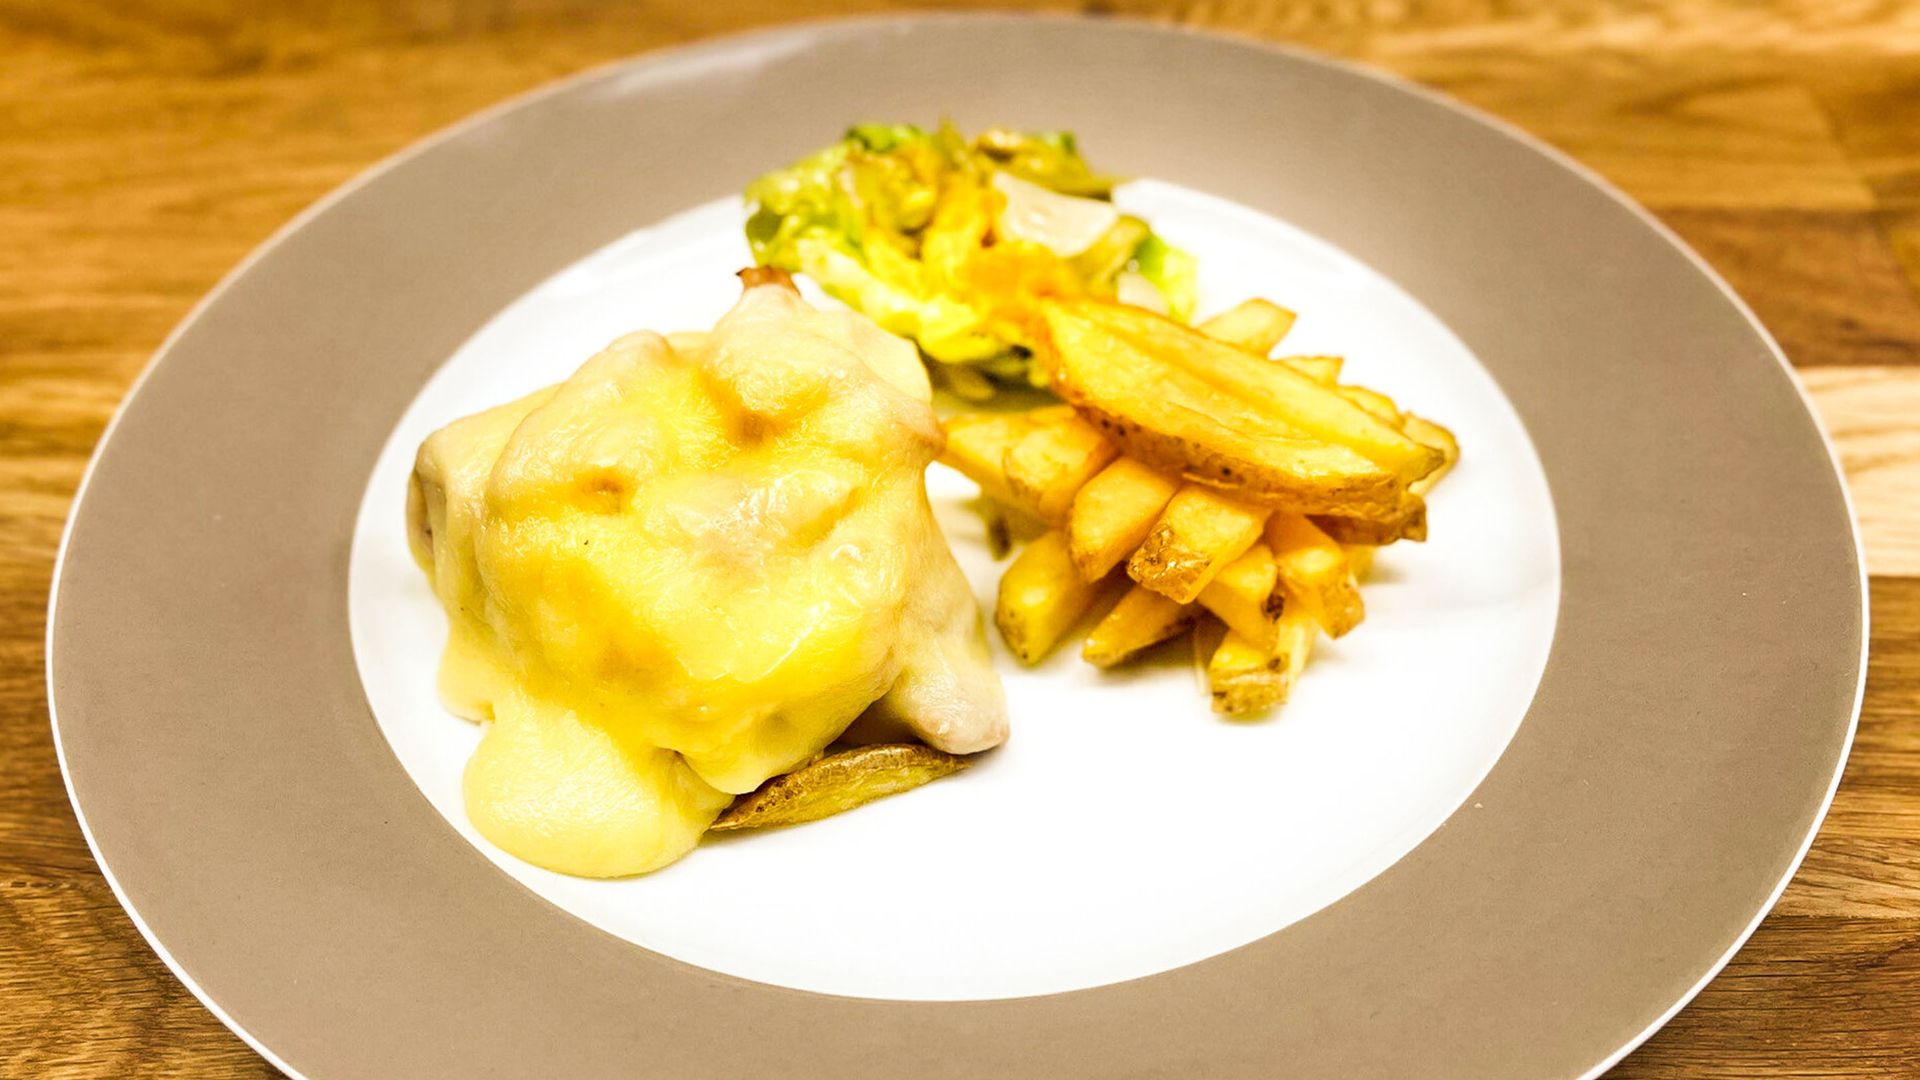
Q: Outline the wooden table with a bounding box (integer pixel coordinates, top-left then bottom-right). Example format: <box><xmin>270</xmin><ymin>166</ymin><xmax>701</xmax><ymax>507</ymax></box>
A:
<box><xmin>3</xmin><ymin>2</ymin><xmax>1916</xmax><ymax>1075</ymax></box>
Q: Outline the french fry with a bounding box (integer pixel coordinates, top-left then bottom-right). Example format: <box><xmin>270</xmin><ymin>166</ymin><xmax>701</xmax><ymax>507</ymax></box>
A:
<box><xmin>1404</xmin><ymin>413</ymin><xmax>1460</xmax><ymax>491</ymax></box>
<box><xmin>995</xmin><ymin>530</ymin><xmax>1109</xmax><ymax>664</ymax></box>
<box><xmin>1067</xmin><ymin>456</ymin><xmax>1181</xmax><ymax>581</ymax></box>
<box><xmin>1267</xmin><ymin>513</ymin><xmax>1365</xmax><ymax>638</ymax></box>
<box><xmin>1280</xmin><ymin>354</ymin><xmax>1343</xmax><ymax>384</ymax></box>
<box><xmin>1006</xmin><ymin>411</ymin><xmax>1121</xmax><ymax>526</ymax></box>
<box><xmin>1206</xmin><ymin>600</ymin><xmax>1317</xmax><ymax>716</ymax></box>
<box><xmin>940</xmin><ymin>412</ymin><xmax>1034</xmax><ymax>508</ymax></box>
<box><xmin>1042</xmin><ymin>302</ymin><xmax>1407</xmax><ymax>516</ymax></box>
<box><xmin>1198</xmin><ymin>298</ymin><xmax>1296</xmax><ymax>354</ymax></box>
<box><xmin>1206</xmin><ymin>630</ymin><xmax>1284</xmax><ymax>715</ymax></box>
<box><xmin>1274</xmin><ymin>599</ymin><xmax>1317</xmax><ymax>686</ymax></box>
<box><xmin>1005</xmin><ymin>413</ymin><xmax>1118</xmax><ymax>524</ymax></box>
<box><xmin>1197</xmin><ymin>543</ymin><xmax>1280</xmax><ymax>651</ymax></box>
<box><xmin>1051</xmin><ymin>301</ymin><xmax>1443</xmax><ymax>482</ymax></box>
<box><xmin>1129</xmin><ymin>486</ymin><xmax>1270</xmax><ymax>603</ymax></box>
<box><xmin>975</xmin><ymin>296</ymin><xmax>1459</xmax><ymax>717</ymax></box>
<box><xmin>1335</xmin><ymin>384</ymin><xmax>1403</xmax><ymax>427</ymax></box>
<box><xmin>1344</xmin><ymin>544</ymin><xmax>1377</xmax><ymax>581</ymax></box>
<box><xmin>940</xmin><ymin>406</ymin><xmax>1078</xmax><ymax>518</ymax></box>
<box><xmin>1082</xmin><ymin>585</ymin><xmax>1198</xmax><ymax>667</ymax></box>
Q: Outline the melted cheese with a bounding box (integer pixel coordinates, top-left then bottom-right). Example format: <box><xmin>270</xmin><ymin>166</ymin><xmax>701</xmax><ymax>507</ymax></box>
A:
<box><xmin>405</xmin><ymin>285</ymin><xmax>990</xmax><ymax>877</ymax></box>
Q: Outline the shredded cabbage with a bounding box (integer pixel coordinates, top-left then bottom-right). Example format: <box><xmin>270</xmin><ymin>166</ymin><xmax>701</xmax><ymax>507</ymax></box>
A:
<box><xmin>744</xmin><ymin>124</ymin><xmax>1195</xmax><ymax>395</ymax></box>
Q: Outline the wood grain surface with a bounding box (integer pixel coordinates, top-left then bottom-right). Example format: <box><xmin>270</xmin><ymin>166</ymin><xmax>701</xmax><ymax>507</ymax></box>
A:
<box><xmin>2</xmin><ymin>1</ymin><xmax>1916</xmax><ymax>1076</ymax></box>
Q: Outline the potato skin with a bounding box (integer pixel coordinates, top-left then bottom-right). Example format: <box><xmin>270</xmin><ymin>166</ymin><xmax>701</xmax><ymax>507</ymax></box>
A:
<box><xmin>710</xmin><ymin>743</ymin><xmax>969</xmax><ymax>832</ymax></box>
<box><xmin>1065</xmin><ymin>397</ymin><xmax>1406</xmax><ymax>518</ymax></box>
<box><xmin>1044</xmin><ymin>300</ymin><xmax>1442</xmax><ymax>483</ymax></box>
<box><xmin>1311</xmin><ymin>498</ymin><xmax>1428</xmax><ymax>546</ymax></box>
<box><xmin>1206</xmin><ymin>629</ymin><xmax>1289</xmax><ymax>715</ymax></box>
<box><xmin>1128</xmin><ymin>487</ymin><xmax>1269</xmax><ymax>604</ymax></box>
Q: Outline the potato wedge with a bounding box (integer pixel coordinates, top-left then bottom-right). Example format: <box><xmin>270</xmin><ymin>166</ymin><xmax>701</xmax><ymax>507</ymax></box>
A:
<box><xmin>1083</xmin><ymin>585</ymin><xmax>1198</xmax><ymax>667</ymax></box>
<box><xmin>1197</xmin><ymin>543</ymin><xmax>1281</xmax><ymax>650</ymax></box>
<box><xmin>1041</xmin><ymin>302</ymin><xmax>1406</xmax><ymax>516</ymax></box>
<box><xmin>1068</xmin><ymin>456</ymin><xmax>1181</xmax><ymax>581</ymax></box>
<box><xmin>1310</xmin><ymin>495</ymin><xmax>1427</xmax><ymax>546</ymax></box>
<box><xmin>1006</xmin><ymin>413</ymin><xmax>1118</xmax><ymax>524</ymax></box>
<box><xmin>1198</xmin><ymin>298</ymin><xmax>1296</xmax><ymax>354</ymax></box>
<box><xmin>1051</xmin><ymin>301</ymin><xmax>1442</xmax><ymax>481</ymax></box>
<box><xmin>996</xmin><ymin>530</ymin><xmax>1110</xmax><ymax>663</ymax></box>
<box><xmin>1129</xmin><ymin>486</ymin><xmax>1270</xmax><ymax>604</ymax></box>
<box><xmin>709</xmin><ymin>743</ymin><xmax>967</xmax><ymax>832</ymax></box>
<box><xmin>1279</xmin><ymin>354</ymin><xmax>1343</xmax><ymax>384</ymax></box>
<box><xmin>1267</xmin><ymin>513</ymin><xmax>1364</xmax><ymax>638</ymax></box>
<box><xmin>1308</xmin><ymin>413</ymin><xmax>1457</xmax><ymax>545</ymax></box>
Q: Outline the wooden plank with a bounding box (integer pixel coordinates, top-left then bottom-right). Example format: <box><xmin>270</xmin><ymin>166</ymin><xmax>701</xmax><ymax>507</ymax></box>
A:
<box><xmin>1611</xmin><ymin>915</ymin><xmax>1920</xmax><ymax>1079</ymax></box>
<box><xmin>1803</xmin><ymin>367</ymin><xmax>1920</xmax><ymax>578</ymax></box>
<box><xmin>1774</xmin><ymin>577</ymin><xmax>1920</xmax><ymax>917</ymax></box>
<box><xmin>1400</xmin><ymin>57</ymin><xmax>1877</xmax><ymax>211</ymax></box>
<box><xmin>1126</xmin><ymin>0</ymin><xmax>1920</xmax><ymax>57</ymax></box>
<box><xmin>1659</xmin><ymin>208</ymin><xmax>1920</xmax><ymax>367</ymax></box>
<box><xmin>1806</xmin><ymin>59</ymin><xmax>1920</xmax><ymax>299</ymax></box>
<box><xmin>0</xmin><ymin>878</ymin><xmax>267</xmax><ymax>1076</ymax></box>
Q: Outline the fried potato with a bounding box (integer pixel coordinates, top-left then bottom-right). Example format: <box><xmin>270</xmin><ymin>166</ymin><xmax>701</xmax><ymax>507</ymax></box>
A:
<box><xmin>1267</xmin><ymin>513</ymin><xmax>1364</xmax><ymax>638</ymax></box>
<box><xmin>1280</xmin><ymin>354</ymin><xmax>1343</xmax><ymax>384</ymax></box>
<box><xmin>940</xmin><ymin>406</ymin><xmax>1077</xmax><ymax>517</ymax></box>
<box><xmin>1335</xmin><ymin>384</ymin><xmax>1403</xmax><ymax>427</ymax></box>
<box><xmin>1068</xmin><ymin>456</ymin><xmax>1181</xmax><ymax>581</ymax></box>
<box><xmin>1275</xmin><ymin>598</ymin><xmax>1317</xmax><ymax>684</ymax></box>
<box><xmin>1006</xmin><ymin>413</ymin><xmax>1118</xmax><ymax>524</ymax></box>
<box><xmin>1206</xmin><ymin>600</ymin><xmax>1317</xmax><ymax>716</ymax></box>
<box><xmin>1404</xmin><ymin>413</ymin><xmax>1460</xmax><ymax>491</ymax></box>
<box><xmin>708</xmin><ymin>743</ymin><xmax>968</xmax><ymax>832</ymax></box>
<box><xmin>1052</xmin><ymin>301</ymin><xmax>1442</xmax><ymax>482</ymax></box>
<box><xmin>1198</xmin><ymin>543</ymin><xmax>1281</xmax><ymax>651</ymax></box>
<box><xmin>1197</xmin><ymin>298</ymin><xmax>1296</xmax><ymax>354</ymax></box>
<box><xmin>1207</xmin><ymin>629</ymin><xmax>1284</xmax><ymax>715</ymax></box>
<box><xmin>1307</xmin><ymin>413</ymin><xmax>1457</xmax><ymax>545</ymax></box>
<box><xmin>996</xmin><ymin>530</ymin><xmax>1111</xmax><ymax>663</ymax></box>
<box><xmin>1344</xmin><ymin>543</ymin><xmax>1377</xmax><ymax>581</ymax></box>
<box><xmin>1041</xmin><ymin>302</ymin><xmax>1407</xmax><ymax>516</ymax></box>
<box><xmin>1083</xmin><ymin>585</ymin><xmax>1198</xmax><ymax>667</ymax></box>
<box><xmin>1129</xmin><ymin>486</ymin><xmax>1270</xmax><ymax>604</ymax></box>
<box><xmin>1310</xmin><ymin>495</ymin><xmax>1427</xmax><ymax>546</ymax></box>
<box><xmin>940</xmin><ymin>411</ymin><xmax>1034</xmax><ymax>508</ymax></box>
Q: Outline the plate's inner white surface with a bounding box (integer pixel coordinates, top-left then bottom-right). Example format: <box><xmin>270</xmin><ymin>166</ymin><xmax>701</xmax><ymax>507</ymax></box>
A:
<box><xmin>348</xmin><ymin>182</ymin><xmax>1560</xmax><ymax>1001</ymax></box>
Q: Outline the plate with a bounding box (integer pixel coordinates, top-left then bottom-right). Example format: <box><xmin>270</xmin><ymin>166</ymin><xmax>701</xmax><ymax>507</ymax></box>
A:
<box><xmin>48</xmin><ymin>14</ymin><xmax>1863</xmax><ymax>1078</ymax></box>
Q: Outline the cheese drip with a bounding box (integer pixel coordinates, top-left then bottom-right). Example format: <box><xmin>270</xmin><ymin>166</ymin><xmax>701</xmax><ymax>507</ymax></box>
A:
<box><xmin>406</xmin><ymin>283</ymin><xmax>1006</xmax><ymax>876</ymax></box>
